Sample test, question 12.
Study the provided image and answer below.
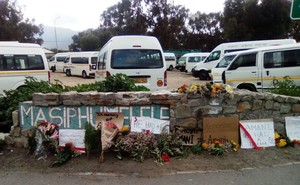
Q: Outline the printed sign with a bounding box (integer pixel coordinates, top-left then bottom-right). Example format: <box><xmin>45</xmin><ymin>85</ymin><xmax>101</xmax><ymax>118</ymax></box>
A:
<box><xmin>175</xmin><ymin>126</ymin><xmax>201</xmax><ymax>146</ymax></box>
<box><xmin>240</xmin><ymin>119</ymin><xmax>275</xmax><ymax>149</ymax></box>
<box><xmin>130</xmin><ymin>117</ymin><xmax>169</xmax><ymax>134</ymax></box>
<box><xmin>203</xmin><ymin>116</ymin><xmax>239</xmax><ymax>144</ymax></box>
<box><xmin>59</xmin><ymin>129</ymin><xmax>85</xmax><ymax>152</ymax></box>
<box><xmin>96</xmin><ymin>112</ymin><xmax>124</xmax><ymax>151</ymax></box>
<box><xmin>285</xmin><ymin>116</ymin><xmax>300</xmax><ymax>141</ymax></box>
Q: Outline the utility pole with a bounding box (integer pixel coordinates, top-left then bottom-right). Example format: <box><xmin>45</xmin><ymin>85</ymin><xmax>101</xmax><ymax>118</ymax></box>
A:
<box><xmin>54</xmin><ymin>16</ymin><xmax>60</xmax><ymax>53</ymax></box>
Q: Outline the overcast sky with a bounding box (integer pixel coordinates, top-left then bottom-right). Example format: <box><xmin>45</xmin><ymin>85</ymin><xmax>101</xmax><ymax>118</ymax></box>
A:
<box><xmin>17</xmin><ymin>0</ymin><xmax>225</xmax><ymax>31</ymax></box>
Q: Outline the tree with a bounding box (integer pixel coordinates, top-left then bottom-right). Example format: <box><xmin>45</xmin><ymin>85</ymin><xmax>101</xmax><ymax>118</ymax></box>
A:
<box><xmin>0</xmin><ymin>0</ymin><xmax>43</xmax><ymax>44</ymax></box>
<box><xmin>222</xmin><ymin>0</ymin><xmax>292</xmax><ymax>41</ymax></box>
<box><xmin>187</xmin><ymin>12</ymin><xmax>224</xmax><ymax>51</ymax></box>
<box><xmin>146</xmin><ymin>0</ymin><xmax>189</xmax><ymax>49</ymax></box>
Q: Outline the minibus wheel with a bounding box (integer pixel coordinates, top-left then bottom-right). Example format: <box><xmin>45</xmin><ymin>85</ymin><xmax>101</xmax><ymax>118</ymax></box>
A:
<box><xmin>238</xmin><ymin>84</ymin><xmax>257</xmax><ymax>92</ymax></box>
<box><xmin>168</xmin><ymin>65</ymin><xmax>174</xmax><ymax>71</ymax></box>
<box><xmin>51</xmin><ymin>66</ymin><xmax>56</xmax><ymax>72</ymax></box>
<box><xmin>199</xmin><ymin>70</ymin><xmax>209</xmax><ymax>80</ymax></box>
<box><xmin>82</xmin><ymin>71</ymin><xmax>87</xmax><ymax>78</ymax></box>
<box><xmin>66</xmin><ymin>69</ymin><xmax>71</xmax><ymax>76</ymax></box>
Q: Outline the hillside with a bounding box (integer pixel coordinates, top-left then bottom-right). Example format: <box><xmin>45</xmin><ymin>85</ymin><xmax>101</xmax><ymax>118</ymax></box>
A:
<box><xmin>41</xmin><ymin>26</ymin><xmax>78</xmax><ymax>50</ymax></box>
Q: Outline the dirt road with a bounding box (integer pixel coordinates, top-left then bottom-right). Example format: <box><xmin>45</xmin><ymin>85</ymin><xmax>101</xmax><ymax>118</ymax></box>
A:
<box><xmin>49</xmin><ymin>70</ymin><xmax>208</xmax><ymax>90</ymax></box>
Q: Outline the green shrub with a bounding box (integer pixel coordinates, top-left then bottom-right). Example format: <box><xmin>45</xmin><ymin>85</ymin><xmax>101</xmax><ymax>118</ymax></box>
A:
<box><xmin>0</xmin><ymin>74</ymin><xmax>149</xmax><ymax>127</ymax></box>
<box><xmin>84</xmin><ymin>122</ymin><xmax>100</xmax><ymax>158</ymax></box>
<box><xmin>271</xmin><ymin>76</ymin><xmax>300</xmax><ymax>97</ymax></box>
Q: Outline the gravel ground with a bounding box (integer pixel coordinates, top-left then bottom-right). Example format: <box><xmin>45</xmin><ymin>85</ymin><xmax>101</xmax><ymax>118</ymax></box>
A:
<box><xmin>49</xmin><ymin>69</ymin><xmax>208</xmax><ymax>90</ymax></box>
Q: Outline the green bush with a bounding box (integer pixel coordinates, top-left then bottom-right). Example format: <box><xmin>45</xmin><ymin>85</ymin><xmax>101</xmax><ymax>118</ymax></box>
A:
<box><xmin>0</xmin><ymin>74</ymin><xmax>149</xmax><ymax>126</ymax></box>
<box><xmin>271</xmin><ymin>76</ymin><xmax>300</xmax><ymax>97</ymax></box>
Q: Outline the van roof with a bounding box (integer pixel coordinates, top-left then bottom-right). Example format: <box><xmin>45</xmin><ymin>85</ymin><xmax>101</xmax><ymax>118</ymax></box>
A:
<box><xmin>213</xmin><ymin>39</ymin><xmax>296</xmax><ymax>51</ymax></box>
<box><xmin>107</xmin><ymin>35</ymin><xmax>162</xmax><ymax>49</ymax></box>
<box><xmin>0</xmin><ymin>41</ymin><xmax>41</xmax><ymax>48</ymax></box>
<box><xmin>230</xmin><ymin>43</ymin><xmax>300</xmax><ymax>56</ymax></box>
<box><xmin>181</xmin><ymin>52</ymin><xmax>210</xmax><ymax>57</ymax></box>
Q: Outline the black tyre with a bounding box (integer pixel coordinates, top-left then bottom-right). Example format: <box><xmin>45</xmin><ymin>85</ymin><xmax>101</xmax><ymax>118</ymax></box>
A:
<box><xmin>82</xmin><ymin>71</ymin><xmax>87</xmax><ymax>78</ymax></box>
<box><xmin>51</xmin><ymin>66</ymin><xmax>56</xmax><ymax>72</ymax></box>
<box><xmin>168</xmin><ymin>65</ymin><xmax>174</xmax><ymax>71</ymax></box>
<box><xmin>66</xmin><ymin>69</ymin><xmax>71</xmax><ymax>76</ymax></box>
<box><xmin>199</xmin><ymin>71</ymin><xmax>209</xmax><ymax>80</ymax></box>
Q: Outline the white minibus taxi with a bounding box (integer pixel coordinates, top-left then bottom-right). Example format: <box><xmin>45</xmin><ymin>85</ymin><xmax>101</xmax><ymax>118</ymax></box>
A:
<box><xmin>192</xmin><ymin>39</ymin><xmax>296</xmax><ymax>80</ymax></box>
<box><xmin>0</xmin><ymin>42</ymin><xmax>50</xmax><ymax>96</ymax></box>
<box><xmin>48</xmin><ymin>52</ymin><xmax>75</xmax><ymax>72</ymax></box>
<box><xmin>224</xmin><ymin>43</ymin><xmax>300</xmax><ymax>91</ymax></box>
<box><xmin>163</xmin><ymin>52</ymin><xmax>177</xmax><ymax>71</ymax></box>
<box><xmin>211</xmin><ymin>51</ymin><xmax>241</xmax><ymax>84</ymax></box>
<box><xmin>95</xmin><ymin>35</ymin><xmax>167</xmax><ymax>91</ymax></box>
<box><xmin>65</xmin><ymin>51</ymin><xmax>99</xmax><ymax>78</ymax></box>
<box><xmin>175</xmin><ymin>52</ymin><xmax>209</xmax><ymax>73</ymax></box>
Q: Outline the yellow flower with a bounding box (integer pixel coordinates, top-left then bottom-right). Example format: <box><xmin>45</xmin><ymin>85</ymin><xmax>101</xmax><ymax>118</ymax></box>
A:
<box><xmin>277</xmin><ymin>139</ymin><xmax>287</xmax><ymax>148</ymax></box>
<box><xmin>189</xmin><ymin>84</ymin><xmax>198</xmax><ymax>91</ymax></box>
<box><xmin>274</xmin><ymin>132</ymin><xmax>280</xmax><ymax>139</ymax></box>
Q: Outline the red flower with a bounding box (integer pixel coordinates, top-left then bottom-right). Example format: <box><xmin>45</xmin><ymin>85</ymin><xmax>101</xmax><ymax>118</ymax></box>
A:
<box><xmin>161</xmin><ymin>153</ymin><xmax>170</xmax><ymax>162</ymax></box>
<box><xmin>145</xmin><ymin>130</ymin><xmax>150</xmax><ymax>134</ymax></box>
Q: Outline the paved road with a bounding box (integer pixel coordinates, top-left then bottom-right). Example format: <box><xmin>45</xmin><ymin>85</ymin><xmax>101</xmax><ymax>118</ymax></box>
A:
<box><xmin>1</xmin><ymin>162</ymin><xmax>300</xmax><ymax>185</ymax></box>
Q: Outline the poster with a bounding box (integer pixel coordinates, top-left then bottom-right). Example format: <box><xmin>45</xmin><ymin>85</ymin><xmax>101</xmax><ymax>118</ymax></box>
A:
<box><xmin>240</xmin><ymin>119</ymin><xmax>275</xmax><ymax>149</ymax></box>
<box><xmin>130</xmin><ymin>117</ymin><xmax>169</xmax><ymax>134</ymax></box>
<box><xmin>203</xmin><ymin>116</ymin><xmax>239</xmax><ymax>144</ymax></box>
<box><xmin>96</xmin><ymin>112</ymin><xmax>124</xmax><ymax>151</ymax></box>
<box><xmin>175</xmin><ymin>126</ymin><xmax>201</xmax><ymax>146</ymax></box>
<box><xmin>59</xmin><ymin>129</ymin><xmax>85</xmax><ymax>152</ymax></box>
<box><xmin>285</xmin><ymin>116</ymin><xmax>300</xmax><ymax>141</ymax></box>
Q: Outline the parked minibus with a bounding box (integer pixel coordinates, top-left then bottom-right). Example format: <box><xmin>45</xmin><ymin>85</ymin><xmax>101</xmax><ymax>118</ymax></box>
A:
<box><xmin>163</xmin><ymin>52</ymin><xmax>177</xmax><ymax>71</ymax></box>
<box><xmin>64</xmin><ymin>51</ymin><xmax>99</xmax><ymax>78</ymax></box>
<box><xmin>48</xmin><ymin>52</ymin><xmax>75</xmax><ymax>72</ymax></box>
<box><xmin>95</xmin><ymin>35</ymin><xmax>167</xmax><ymax>91</ymax></box>
<box><xmin>192</xmin><ymin>39</ymin><xmax>296</xmax><ymax>80</ymax></box>
<box><xmin>211</xmin><ymin>51</ymin><xmax>241</xmax><ymax>84</ymax></box>
<box><xmin>0</xmin><ymin>42</ymin><xmax>50</xmax><ymax>96</ymax></box>
<box><xmin>224</xmin><ymin>43</ymin><xmax>300</xmax><ymax>91</ymax></box>
<box><xmin>175</xmin><ymin>52</ymin><xmax>209</xmax><ymax>72</ymax></box>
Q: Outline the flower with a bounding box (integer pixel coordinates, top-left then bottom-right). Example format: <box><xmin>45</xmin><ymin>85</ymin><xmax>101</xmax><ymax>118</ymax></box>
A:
<box><xmin>277</xmin><ymin>139</ymin><xmax>287</xmax><ymax>148</ymax></box>
<box><xmin>161</xmin><ymin>153</ymin><xmax>170</xmax><ymax>162</ymax></box>
<box><xmin>176</xmin><ymin>83</ymin><xmax>234</xmax><ymax>97</ymax></box>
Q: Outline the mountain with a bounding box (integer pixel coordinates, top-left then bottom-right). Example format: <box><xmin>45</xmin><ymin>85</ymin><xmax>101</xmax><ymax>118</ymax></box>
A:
<box><xmin>41</xmin><ymin>26</ymin><xmax>78</xmax><ymax>50</ymax></box>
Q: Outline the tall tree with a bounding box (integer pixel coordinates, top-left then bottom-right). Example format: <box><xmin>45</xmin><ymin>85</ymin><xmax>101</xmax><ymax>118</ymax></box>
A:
<box><xmin>0</xmin><ymin>0</ymin><xmax>43</xmax><ymax>44</ymax></box>
<box><xmin>187</xmin><ymin>12</ymin><xmax>224</xmax><ymax>51</ymax></box>
<box><xmin>222</xmin><ymin>0</ymin><xmax>292</xmax><ymax>41</ymax></box>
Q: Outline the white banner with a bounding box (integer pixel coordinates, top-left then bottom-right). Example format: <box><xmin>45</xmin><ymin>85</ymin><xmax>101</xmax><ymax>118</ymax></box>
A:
<box><xmin>59</xmin><ymin>129</ymin><xmax>85</xmax><ymax>151</ymax></box>
<box><xmin>285</xmin><ymin>116</ymin><xmax>300</xmax><ymax>141</ymax></box>
<box><xmin>130</xmin><ymin>117</ymin><xmax>169</xmax><ymax>134</ymax></box>
<box><xmin>240</xmin><ymin>119</ymin><xmax>275</xmax><ymax>149</ymax></box>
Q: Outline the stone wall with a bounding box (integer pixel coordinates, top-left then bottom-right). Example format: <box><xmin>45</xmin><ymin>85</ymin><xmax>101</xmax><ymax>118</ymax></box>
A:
<box><xmin>5</xmin><ymin>90</ymin><xmax>300</xmax><ymax>148</ymax></box>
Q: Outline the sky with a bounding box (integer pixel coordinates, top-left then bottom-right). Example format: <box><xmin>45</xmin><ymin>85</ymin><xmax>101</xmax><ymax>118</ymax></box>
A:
<box><xmin>17</xmin><ymin>0</ymin><xmax>225</xmax><ymax>32</ymax></box>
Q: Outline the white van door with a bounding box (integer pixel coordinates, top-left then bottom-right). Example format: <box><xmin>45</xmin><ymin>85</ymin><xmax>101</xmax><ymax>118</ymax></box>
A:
<box><xmin>261</xmin><ymin>48</ymin><xmax>300</xmax><ymax>89</ymax></box>
<box><xmin>226</xmin><ymin>53</ymin><xmax>259</xmax><ymax>91</ymax></box>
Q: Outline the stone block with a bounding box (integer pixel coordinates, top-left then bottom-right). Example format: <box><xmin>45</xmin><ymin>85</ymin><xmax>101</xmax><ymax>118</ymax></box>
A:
<box><xmin>175</xmin><ymin>104</ymin><xmax>191</xmax><ymax>118</ymax></box>
<box><xmin>264</xmin><ymin>100</ymin><xmax>274</xmax><ymax>110</ymax></box>
<box><xmin>237</xmin><ymin>102</ymin><xmax>251</xmax><ymax>112</ymax></box>
<box><xmin>280</xmin><ymin>104</ymin><xmax>291</xmax><ymax>113</ymax></box>
<box><xmin>223</xmin><ymin>106</ymin><xmax>237</xmax><ymax>114</ymax></box>
<box><xmin>292</xmin><ymin>104</ymin><xmax>300</xmax><ymax>113</ymax></box>
<box><xmin>12</xmin><ymin>110</ymin><xmax>19</xmax><ymax>127</ymax></box>
<box><xmin>175</xmin><ymin>118</ymin><xmax>197</xmax><ymax>128</ymax></box>
<box><xmin>252</xmin><ymin>100</ymin><xmax>263</xmax><ymax>110</ymax></box>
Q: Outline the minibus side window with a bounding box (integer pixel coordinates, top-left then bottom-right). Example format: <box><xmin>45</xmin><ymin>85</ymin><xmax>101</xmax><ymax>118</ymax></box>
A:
<box><xmin>91</xmin><ymin>57</ymin><xmax>97</xmax><ymax>64</ymax></box>
<box><xmin>97</xmin><ymin>52</ymin><xmax>107</xmax><ymax>70</ymax></box>
<box><xmin>0</xmin><ymin>56</ymin><xmax>4</xmax><ymax>70</ymax></box>
<box><xmin>71</xmin><ymin>57</ymin><xmax>83</xmax><ymax>64</ymax></box>
<box><xmin>264</xmin><ymin>49</ymin><xmax>300</xmax><ymax>68</ymax></box>
<box><xmin>188</xmin><ymin>57</ymin><xmax>201</xmax><ymax>63</ymax></box>
<box><xmin>228</xmin><ymin>53</ymin><xmax>256</xmax><ymax>70</ymax></box>
<box><xmin>57</xmin><ymin>57</ymin><xmax>66</xmax><ymax>62</ymax></box>
<box><xmin>27</xmin><ymin>55</ymin><xmax>44</xmax><ymax>70</ymax></box>
<box><xmin>204</xmin><ymin>51</ymin><xmax>221</xmax><ymax>63</ymax></box>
